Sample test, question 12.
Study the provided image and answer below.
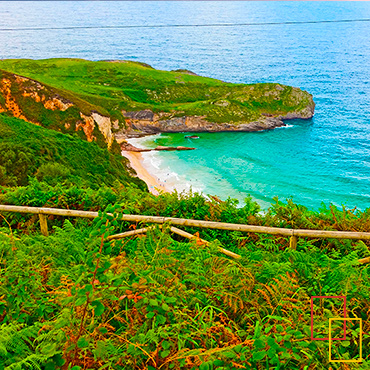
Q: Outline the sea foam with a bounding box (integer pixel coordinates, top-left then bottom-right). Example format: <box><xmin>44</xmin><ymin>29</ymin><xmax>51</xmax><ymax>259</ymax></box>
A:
<box><xmin>126</xmin><ymin>136</ymin><xmax>205</xmax><ymax>195</ymax></box>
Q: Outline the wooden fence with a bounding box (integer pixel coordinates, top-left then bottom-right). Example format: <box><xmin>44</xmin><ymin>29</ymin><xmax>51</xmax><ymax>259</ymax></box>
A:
<box><xmin>1</xmin><ymin>204</ymin><xmax>369</xmax><ymax>264</ymax></box>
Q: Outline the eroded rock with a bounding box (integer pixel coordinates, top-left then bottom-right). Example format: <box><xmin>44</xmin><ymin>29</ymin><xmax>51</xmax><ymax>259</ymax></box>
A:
<box><xmin>44</xmin><ymin>97</ymin><xmax>73</xmax><ymax>111</ymax></box>
<box><xmin>92</xmin><ymin>112</ymin><xmax>114</xmax><ymax>148</ymax></box>
<box><xmin>0</xmin><ymin>78</ymin><xmax>30</xmax><ymax>122</ymax></box>
<box><xmin>77</xmin><ymin>113</ymin><xmax>96</xmax><ymax>142</ymax></box>
<box><xmin>122</xmin><ymin>110</ymin><xmax>292</xmax><ymax>134</ymax></box>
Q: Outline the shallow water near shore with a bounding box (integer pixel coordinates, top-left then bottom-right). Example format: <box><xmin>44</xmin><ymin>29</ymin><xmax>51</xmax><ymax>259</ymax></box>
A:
<box><xmin>2</xmin><ymin>1</ymin><xmax>370</xmax><ymax>210</ymax></box>
<box><xmin>131</xmin><ymin>120</ymin><xmax>370</xmax><ymax>210</ymax></box>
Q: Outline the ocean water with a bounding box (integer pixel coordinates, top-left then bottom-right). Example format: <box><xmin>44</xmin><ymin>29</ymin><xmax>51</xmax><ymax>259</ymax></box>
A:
<box><xmin>1</xmin><ymin>1</ymin><xmax>370</xmax><ymax>210</ymax></box>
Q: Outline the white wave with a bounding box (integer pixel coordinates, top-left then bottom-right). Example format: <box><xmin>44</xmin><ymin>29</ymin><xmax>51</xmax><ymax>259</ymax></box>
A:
<box><xmin>126</xmin><ymin>134</ymin><xmax>161</xmax><ymax>149</ymax></box>
<box><xmin>143</xmin><ymin>151</ymin><xmax>205</xmax><ymax>194</ymax></box>
<box><xmin>127</xmin><ymin>136</ymin><xmax>205</xmax><ymax>195</ymax></box>
<box><xmin>277</xmin><ymin>124</ymin><xmax>294</xmax><ymax>129</ymax></box>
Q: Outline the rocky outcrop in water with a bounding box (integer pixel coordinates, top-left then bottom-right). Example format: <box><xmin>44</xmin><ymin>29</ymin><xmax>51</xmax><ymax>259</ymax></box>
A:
<box><xmin>121</xmin><ymin>91</ymin><xmax>315</xmax><ymax>136</ymax></box>
<box><xmin>123</xmin><ymin>112</ymin><xmax>287</xmax><ymax>135</ymax></box>
<box><xmin>121</xmin><ymin>142</ymin><xmax>195</xmax><ymax>152</ymax></box>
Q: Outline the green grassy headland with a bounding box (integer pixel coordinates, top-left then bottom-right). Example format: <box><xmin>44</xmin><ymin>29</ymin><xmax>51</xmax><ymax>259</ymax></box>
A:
<box><xmin>0</xmin><ymin>58</ymin><xmax>314</xmax><ymax>147</ymax></box>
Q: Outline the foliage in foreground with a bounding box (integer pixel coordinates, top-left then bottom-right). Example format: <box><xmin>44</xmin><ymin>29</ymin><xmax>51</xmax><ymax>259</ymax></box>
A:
<box><xmin>0</xmin><ymin>184</ymin><xmax>369</xmax><ymax>369</ymax></box>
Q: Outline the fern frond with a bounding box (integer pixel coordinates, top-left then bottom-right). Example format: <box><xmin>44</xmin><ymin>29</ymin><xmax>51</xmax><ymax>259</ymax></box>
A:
<box><xmin>257</xmin><ymin>289</ymin><xmax>274</xmax><ymax>309</ymax></box>
<box><xmin>62</xmin><ymin>219</ymin><xmax>75</xmax><ymax>233</ymax></box>
<box><xmin>5</xmin><ymin>353</ymin><xmax>49</xmax><ymax>370</ymax></box>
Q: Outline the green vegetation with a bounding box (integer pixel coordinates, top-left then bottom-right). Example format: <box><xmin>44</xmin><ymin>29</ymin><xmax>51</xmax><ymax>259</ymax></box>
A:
<box><xmin>1</xmin><ymin>158</ymin><xmax>369</xmax><ymax>368</ymax></box>
<box><xmin>0</xmin><ymin>58</ymin><xmax>314</xmax><ymax>126</ymax></box>
<box><xmin>0</xmin><ymin>69</ymin><xmax>366</xmax><ymax>369</ymax></box>
<box><xmin>0</xmin><ymin>113</ymin><xmax>145</xmax><ymax>189</ymax></box>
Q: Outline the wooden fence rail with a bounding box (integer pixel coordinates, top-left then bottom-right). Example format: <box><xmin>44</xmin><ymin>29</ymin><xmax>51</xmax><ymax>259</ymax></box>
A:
<box><xmin>1</xmin><ymin>204</ymin><xmax>369</xmax><ymax>263</ymax></box>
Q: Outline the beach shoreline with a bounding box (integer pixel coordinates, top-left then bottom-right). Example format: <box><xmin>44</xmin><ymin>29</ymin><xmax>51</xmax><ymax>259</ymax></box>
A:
<box><xmin>121</xmin><ymin>150</ymin><xmax>169</xmax><ymax>195</ymax></box>
<box><xmin>122</xmin><ymin>134</ymin><xmax>207</xmax><ymax>197</ymax></box>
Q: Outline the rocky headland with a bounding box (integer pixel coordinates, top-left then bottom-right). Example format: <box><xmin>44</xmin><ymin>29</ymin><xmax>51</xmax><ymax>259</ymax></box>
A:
<box><xmin>120</xmin><ymin>105</ymin><xmax>314</xmax><ymax>139</ymax></box>
<box><xmin>0</xmin><ymin>59</ymin><xmax>315</xmax><ymax>153</ymax></box>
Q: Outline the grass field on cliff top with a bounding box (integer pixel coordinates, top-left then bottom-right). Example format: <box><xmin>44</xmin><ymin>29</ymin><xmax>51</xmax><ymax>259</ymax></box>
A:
<box><xmin>0</xmin><ymin>58</ymin><xmax>313</xmax><ymax>124</ymax></box>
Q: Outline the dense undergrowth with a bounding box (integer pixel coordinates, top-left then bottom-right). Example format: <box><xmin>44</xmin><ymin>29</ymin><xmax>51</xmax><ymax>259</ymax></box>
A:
<box><xmin>0</xmin><ymin>179</ymin><xmax>369</xmax><ymax>369</ymax></box>
<box><xmin>0</xmin><ymin>101</ymin><xmax>369</xmax><ymax>369</ymax></box>
<box><xmin>0</xmin><ymin>114</ymin><xmax>144</xmax><ymax>190</ymax></box>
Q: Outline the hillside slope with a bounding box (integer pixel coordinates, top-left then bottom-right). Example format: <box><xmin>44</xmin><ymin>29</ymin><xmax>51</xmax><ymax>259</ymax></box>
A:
<box><xmin>0</xmin><ymin>59</ymin><xmax>315</xmax><ymax>144</ymax></box>
<box><xmin>0</xmin><ymin>113</ymin><xmax>145</xmax><ymax>189</ymax></box>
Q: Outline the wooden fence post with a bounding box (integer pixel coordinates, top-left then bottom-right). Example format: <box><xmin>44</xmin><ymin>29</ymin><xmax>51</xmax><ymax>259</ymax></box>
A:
<box><xmin>39</xmin><ymin>214</ymin><xmax>49</xmax><ymax>237</ymax></box>
<box><xmin>290</xmin><ymin>235</ymin><xmax>297</xmax><ymax>250</ymax></box>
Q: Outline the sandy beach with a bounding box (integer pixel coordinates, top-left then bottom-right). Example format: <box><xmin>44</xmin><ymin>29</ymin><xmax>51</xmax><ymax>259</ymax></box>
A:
<box><xmin>121</xmin><ymin>151</ymin><xmax>169</xmax><ymax>195</ymax></box>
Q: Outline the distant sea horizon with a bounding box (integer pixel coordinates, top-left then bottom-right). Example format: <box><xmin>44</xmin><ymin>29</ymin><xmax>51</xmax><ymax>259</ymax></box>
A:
<box><xmin>1</xmin><ymin>1</ymin><xmax>370</xmax><ymax>210</ymax></box>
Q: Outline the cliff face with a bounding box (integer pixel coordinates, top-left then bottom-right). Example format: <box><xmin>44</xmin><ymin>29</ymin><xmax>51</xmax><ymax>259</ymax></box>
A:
<box><xmin>0</xmin><ymin>59</ymin><xmax>315</xmax><ymax>148</ymax></box>
<box><xmin>121</xmin><ymin>101</ymin><xmax>315</xmax><ymax>135</ymax></box>
<box><xmin>0</xmin><ymin>71</ymin><xmax>116</xmax><ymax>149</ymax></box>
<box><xmin>119</xmin><ymin>82</ymin><xmax>315</xmax><ymax>135</ymax></box>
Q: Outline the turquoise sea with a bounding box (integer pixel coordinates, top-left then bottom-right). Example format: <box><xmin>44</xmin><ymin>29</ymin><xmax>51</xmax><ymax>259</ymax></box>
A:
<box><xmin>1</xmin><ymin>1</ymin><xmax>370</xmax><ymax>210</ymax></box>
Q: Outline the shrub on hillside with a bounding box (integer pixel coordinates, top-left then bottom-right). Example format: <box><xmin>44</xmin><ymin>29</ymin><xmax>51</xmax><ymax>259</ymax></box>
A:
<box><xmin>35</xmin><ymin>162</ymin><xmax>71</xmax><ymax>186</ymax></box>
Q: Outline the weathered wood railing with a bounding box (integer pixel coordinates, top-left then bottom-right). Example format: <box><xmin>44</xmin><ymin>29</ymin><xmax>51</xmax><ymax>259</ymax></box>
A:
<box><xmin>1</xmin><ymin>204</ymin><xmax>369</xmax><ymax>263</ymax></box>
